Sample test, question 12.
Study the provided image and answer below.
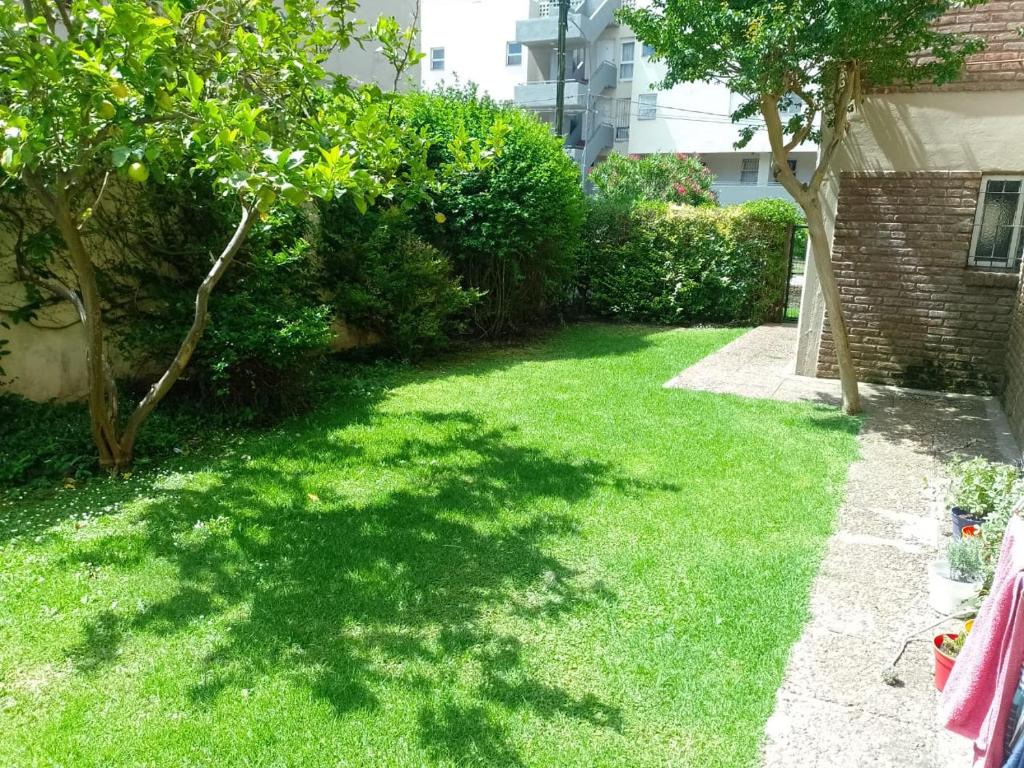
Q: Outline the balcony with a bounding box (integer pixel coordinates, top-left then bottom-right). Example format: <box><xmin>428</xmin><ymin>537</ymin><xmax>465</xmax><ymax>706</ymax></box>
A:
<box><xmin>516</xmin><ymin>0</ymin><xmax>621</xmax><ymax>46</ymax></box>
<box><xmin>513</xmin><ymin>61</ymin><xmax>615</xmax><ymax>112</ymax></box>
<box><xmin>514</xmin><ymin>80</ymin><xmax>587</xmax><ymax>111</ymax></box>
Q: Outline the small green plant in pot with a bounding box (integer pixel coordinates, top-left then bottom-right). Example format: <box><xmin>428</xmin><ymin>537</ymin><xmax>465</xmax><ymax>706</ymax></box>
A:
<box><xmin>947</xmin><ymin>456</ymin><xmax>1022</xmax><ymax>538</ymax></box>
<box><xmin>928</xmin><ymin>536</ymin><xmax>984</xmax><ymax>615</ymax></box>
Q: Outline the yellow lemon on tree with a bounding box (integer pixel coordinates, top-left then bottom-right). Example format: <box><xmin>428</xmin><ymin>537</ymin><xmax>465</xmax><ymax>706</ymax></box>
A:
<box><xmin>98</xmin><ymin>100</ymin><xmax>116</xmax><ymax>120</ymax></box>
<box><xmin>111</xmin><ymin>82</ymin><xmax>130</xmax><ymax>101</ymax></box>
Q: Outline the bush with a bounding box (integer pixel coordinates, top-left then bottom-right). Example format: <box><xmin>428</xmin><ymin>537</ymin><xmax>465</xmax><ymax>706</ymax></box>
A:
<box><xmin>397</xmin><ymin>85</ymin><xmax>586</xmax><ymax>336</ymax></box>
<box><xmin>117</xmin><ymin>179</ymin><xmax>332</xmax><ymax>420</ymax></box>
<box><xmin>578</xmin><ymin>197</ymin><xmax>803</xmax><ymax>325</ymax></box>
<box><xmin>0</xmin><ymin>392</ymin><xmax>231</xmax><ymax>486</ymax></box>
<box><xmin>0</xmin><ymin>395</ymin><xmax>94</xmax><ymax>486</ymax></box>
<box><xmin>590</xmin><ymin>152</ymin><xmax>718</xmax><ymax>207</ymax></box>
<box><xmin>319</xmin><ymin>205</ymin><xmax>476</xmax><ymax>357</ymax></box>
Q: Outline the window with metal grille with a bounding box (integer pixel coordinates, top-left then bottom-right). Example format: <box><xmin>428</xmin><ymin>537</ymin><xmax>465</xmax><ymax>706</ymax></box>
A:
<box><xmin>740</xmin><ymin>157</ymin><xmax>760</xmax><ymax>184</ymax></box>
<box><xmin>430</xmin><ymin>47</ymin><xmax>445</xmax><ymax>71</ymax></box>
<box><xmin>620</xmin><ymin>41</ymin><xmax>635</xmax><ymax>80</ymax></box>
<box><xmin>615</xmin><ymin>97</ymin><xmax>630</xmax><ymax>140</ymax></box>
<box><xmin>638</xmin><ymin>93</ymin><xmax>657</xmax><ymax>120</ymax></box>
<box><xmin>506</xmin><ymin>42</ymin><xmax>522</xmax><ymax>66</ymax></box>
<box><xmin>770</xmin><ymin>158</ymin><xmax>798</xmax><ymax>184</ymax></box>
<box><xmin>969</xmin><ymin>176</ymin><xmax>1024</xmax><ymax>271</ymax></box>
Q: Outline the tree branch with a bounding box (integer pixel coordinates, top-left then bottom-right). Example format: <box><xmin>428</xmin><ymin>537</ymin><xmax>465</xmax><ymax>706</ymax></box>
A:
<box><xmin>119</xmin><ymin>203</ymin><xmax>255</xmax><ymax>453</ymax></box>
<box><xmin>808</xmin><ymin>62</ymin><xmax>859</xmax><ymax>193</ymax></box>
<box><xmin>2</xmin><ymin>203</ymin><xmax>88</xmax><ymax>324</ymax></box>
<box><xmin>760</xmin><ymin>95</ymin><xmax>808</xmax><ymax>204</ymax></box>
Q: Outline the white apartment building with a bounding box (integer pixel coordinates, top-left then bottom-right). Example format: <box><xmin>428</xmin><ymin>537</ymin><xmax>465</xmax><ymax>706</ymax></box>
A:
<box><xmin>419</xmin><ymin>0</ymin><xmax>817</xmax><ymax>204</ymax></box>
<box><xmin>329</xmin><ymin>0</ymin><xmax>422</xmax><ymax>91</ymax></box>
<box><xmin>420</xmin><ymin>0</ymin><xmax>529</xmax><ymax>101</ymax></box>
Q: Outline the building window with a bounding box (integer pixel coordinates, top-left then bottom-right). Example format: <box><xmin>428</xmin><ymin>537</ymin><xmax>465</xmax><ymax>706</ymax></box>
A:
<box><xmin>615</xmin><ymin>97</ymin><xmax>630</xmax><ymax>140</ymax></box>
<box><xmin>506</xmin><ymin>41</ymin><xmax>522</xmax><ymax>67</ymax></box>
<box><xmin>638</xmin><ymin>93</ymin><xmax>657</xmax><ymax>120</ymax></box>
<box><xmin>740</xmin><ymin>157</ymin><xmax>760</xmax><ymax>184</ymax></box>
<box><xmin>430</xmin><ymin>47</ymin><xmax>445</xmax><ymax>71</ymax></box>
<box><xmin>641</xmin><ymin>43</ymin><xmax>656</xmax><ymax>59</ymax></box>
<box><xmin>770</xmin><ymin>158</ymin><xmax>798</xmax><ymax>184</ymax></box>
<box><xmin>620</xmin><ymin>41</ymin><xmax>635</xmax><ymax>80</ymax></box>
<box><xmin>969</xmin><ymin>176</ymin><xmax>1024</xmax><ymax>271</ymax></box>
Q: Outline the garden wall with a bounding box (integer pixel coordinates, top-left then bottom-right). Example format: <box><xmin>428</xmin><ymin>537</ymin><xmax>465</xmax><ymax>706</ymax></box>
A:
<box><xmin>1002</xmin><ymin>283</ymin><xmax>1024</xmax><ymax>442</ymax></box>
<box><xmin>817</xmin><ymin>171</ymin><xmax>1019</xmax><ymax>393</ymax></box>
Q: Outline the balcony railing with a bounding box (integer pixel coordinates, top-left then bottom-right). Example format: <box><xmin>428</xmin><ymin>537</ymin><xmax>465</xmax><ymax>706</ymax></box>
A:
<box><xmin>512</xmin><ymin>60</ymin><xmax>615</xmax><ymax>112</ymax></box>
<box><xmin>516</xmin><ymin>0</ymin><xmax>621</xmax><ymax>46</ymax></box>
<box><xmin>536</xmin><ymin>0</ymin><xmax>586</xmax><ymax>16</ymax></box>
<box><xmin>514</xmin><ymin>80</ymin><xmax>588</xmax><ymax>111</ymax></box>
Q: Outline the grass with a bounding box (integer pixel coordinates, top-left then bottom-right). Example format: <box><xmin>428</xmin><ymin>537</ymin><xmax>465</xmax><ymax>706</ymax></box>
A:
<box><xmin>0</xmin><ymin>324</ymin><xmax>859</xmax><ymax>768</ymax></box>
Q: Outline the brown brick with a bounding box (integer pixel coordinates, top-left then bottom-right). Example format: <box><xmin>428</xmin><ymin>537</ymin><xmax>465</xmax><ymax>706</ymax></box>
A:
<box><xmin>817</xmin><ymin>172</ymin><xmax>1018</xmax><ymax>393</ymax></box>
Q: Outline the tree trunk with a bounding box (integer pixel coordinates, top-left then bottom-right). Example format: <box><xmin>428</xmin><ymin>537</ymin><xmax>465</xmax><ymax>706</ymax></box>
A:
<box><xmin>48</xmin><ymin>196</ymin><xmax>255</xmax><ymax>474</ymax></box>
<box><xmin>51</xmin><ymin>192</ymin><xmax>125</xmax><ymax>469</ymax></box>
<box><xmin>757</xmin><ymin>91</ymin><xmax>861</xmax><ymax>416</ymax></box>
<box><xmin>804</xmin><ymin>200</ymin><xmax>861</xmax><ymax>415</ymax></box>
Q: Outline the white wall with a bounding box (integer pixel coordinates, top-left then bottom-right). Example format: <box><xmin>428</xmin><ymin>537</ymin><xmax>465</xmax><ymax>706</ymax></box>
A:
<box><xmin>420</xmin><ymin>0</ymin><xmax>529</xmax><ymax>101</ymax></box>
<box><xmin>327</xmin><ymin>0</ymin><xmax>422</xmax><ymax>90</ymax></box>
<box><xmin>626</xmin><ymin>54</ymin><xmax>781</xmax><ymax>155</ymax></box>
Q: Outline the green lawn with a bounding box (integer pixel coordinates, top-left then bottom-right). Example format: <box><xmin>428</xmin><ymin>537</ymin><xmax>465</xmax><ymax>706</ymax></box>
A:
<box><xmin>0</xmin><ymin>325</ymin><xmax>858</xmax><ymax>768</ymax></box>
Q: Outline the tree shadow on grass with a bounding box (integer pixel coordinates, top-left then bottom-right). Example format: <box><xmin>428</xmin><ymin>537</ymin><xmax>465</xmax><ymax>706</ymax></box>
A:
<box><xmin>63</xmin><ymin>406</ymin><xmax>660</xmax><ymax>763</ymax></box>
<box><xmin>0</xmin><ymin>323</ymin><xmax>660</xmax><ymax>548</ymax></box>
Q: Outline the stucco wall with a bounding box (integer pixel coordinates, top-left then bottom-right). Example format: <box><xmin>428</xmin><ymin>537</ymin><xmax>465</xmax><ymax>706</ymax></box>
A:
<box><xmin>326</xmin><ymin>0</ymin><xmax>421</xmax><ymax>91</ymax></box>
<box><xmin>420</xmin><ymin>0</ymin><xmax>527</xmax><ymax>101</ymax></box>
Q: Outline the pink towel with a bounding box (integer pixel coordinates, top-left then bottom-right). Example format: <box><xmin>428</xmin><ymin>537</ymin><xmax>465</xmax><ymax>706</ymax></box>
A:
<box><xmin>941</xmin><ymin>515</ymin><xmax>1024</xmax><ymax>767</ymax></box>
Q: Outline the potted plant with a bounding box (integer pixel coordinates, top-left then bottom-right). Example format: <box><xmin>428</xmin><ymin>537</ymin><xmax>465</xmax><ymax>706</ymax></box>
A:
<box><xmin>929</xmin><ymin>536</ymin><xmax>984</xmax><ymax>614</ymax></box>
<box><xmin>947</xmin><ymin>456</ymin><xmax>1022</xmax><ymax>538</ymax></box>
<box><xmin>933</xmin><ymin>631</ymin><xmax>966</xmax><ymax>691</ymax></box>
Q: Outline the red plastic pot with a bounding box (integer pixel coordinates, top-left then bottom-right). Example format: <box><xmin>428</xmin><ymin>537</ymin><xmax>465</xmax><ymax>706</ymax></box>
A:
<box><xmin>934</xmin><ymin>634</ymin><xmax>958</xmax><ymax>692</ymax></box>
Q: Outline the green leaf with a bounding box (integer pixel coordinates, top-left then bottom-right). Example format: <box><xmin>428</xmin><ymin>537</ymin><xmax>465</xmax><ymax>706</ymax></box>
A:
<box><xmin>186</xmin><ymin>70</ymin><xmax>204</xmax><ymax>99</ymax></box>
<box><xmin>111</xmin><ymin>146</ymin><xmax>132</xmax><ymax>168</ymax></box>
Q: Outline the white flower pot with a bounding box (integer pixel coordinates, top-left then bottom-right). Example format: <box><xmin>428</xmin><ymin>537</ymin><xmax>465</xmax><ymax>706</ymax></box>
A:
<box><xmin>928</xmin><ymin>559</ymin><xmax>983</xmax><ymax>615</ymax></box>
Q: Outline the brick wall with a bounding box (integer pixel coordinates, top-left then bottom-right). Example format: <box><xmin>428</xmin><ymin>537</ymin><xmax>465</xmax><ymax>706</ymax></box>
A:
<box><xmin>1003</xmin><ymin>279</ymin><xmax>1024</xmax><ymax>437</ymax></box>
<box><xmin>874</xmin><ymin>1</ymin><xmax>1024</xmax><ymax>92</ymax></box>
<box><xmin>817</xmin><ymin>172</ymin><xmax>1020</xmax><ymax>394</ymax></box>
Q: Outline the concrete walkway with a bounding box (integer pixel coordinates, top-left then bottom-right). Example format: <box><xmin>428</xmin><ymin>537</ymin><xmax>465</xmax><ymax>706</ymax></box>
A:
<box><xmin>666</xmin><ymin>325</ymin><xmax>1020</xmax><ymax>768</ymax></box>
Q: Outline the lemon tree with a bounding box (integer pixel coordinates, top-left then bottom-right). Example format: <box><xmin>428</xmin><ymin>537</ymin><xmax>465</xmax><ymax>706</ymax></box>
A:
<box><xmin>0</xmin><ymin>0</ymin><xmax>433</xmax><ymax>470</ymax></box>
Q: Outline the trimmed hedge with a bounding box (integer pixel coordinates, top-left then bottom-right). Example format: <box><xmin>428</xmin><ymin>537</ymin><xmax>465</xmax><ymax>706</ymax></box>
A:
<box><xmin>578</xmin><ymin>197</ymin><xmax>803</xmax><ymax>325</ymax></box>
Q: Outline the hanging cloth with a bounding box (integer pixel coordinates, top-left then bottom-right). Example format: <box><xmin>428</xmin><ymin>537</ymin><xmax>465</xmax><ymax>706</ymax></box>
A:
<box><xmin>941</xmin><ymin>516</ymin><xmax>1024</xmax><ymax>767</ymax></box>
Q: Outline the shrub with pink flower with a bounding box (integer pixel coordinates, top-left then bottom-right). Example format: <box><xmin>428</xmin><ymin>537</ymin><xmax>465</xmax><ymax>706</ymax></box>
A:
<box><xmin>589</xmin><ymin>152</ymin><xmax>717</xmax><ymax>207</ymax></box>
